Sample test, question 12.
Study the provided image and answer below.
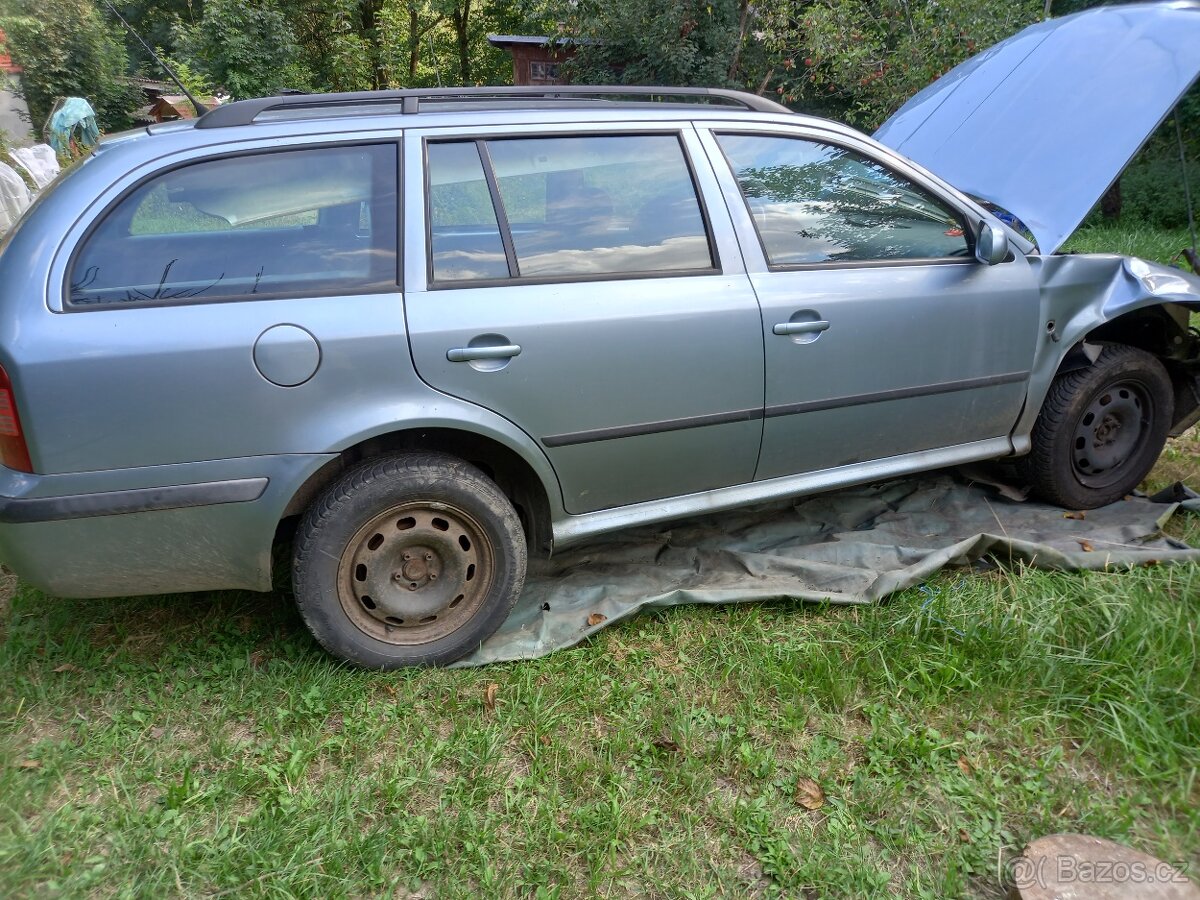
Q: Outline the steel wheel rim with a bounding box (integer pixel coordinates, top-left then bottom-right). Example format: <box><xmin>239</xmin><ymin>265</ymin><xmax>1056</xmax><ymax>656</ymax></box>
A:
<box><xmin>1071</xmin><ymin>379</ymin><xmax>1153</xmax><ymax>489</ymax></box>
<box><xmin>336</xmin><ymin>500</ymin><xmax>495</xmax><ymax>645</ymax></box>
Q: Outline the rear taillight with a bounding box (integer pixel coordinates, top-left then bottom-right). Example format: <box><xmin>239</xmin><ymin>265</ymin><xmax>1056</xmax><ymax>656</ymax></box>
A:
<box><xmin>0</xmin><ymin>365</ymin><xmax>32</xmax><ymax>473</ymax></box>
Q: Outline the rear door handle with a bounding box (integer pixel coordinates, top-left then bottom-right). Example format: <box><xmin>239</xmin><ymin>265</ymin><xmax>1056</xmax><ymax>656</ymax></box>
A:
<box><xmin>773</xmin><ymin>320</ymin><xmax>830</xmax><ymax>336</ymax></box>
<box><xmin>446</xmin><ymin>344</ymin><xmax>522</xmax><ymax>362</ymax></box>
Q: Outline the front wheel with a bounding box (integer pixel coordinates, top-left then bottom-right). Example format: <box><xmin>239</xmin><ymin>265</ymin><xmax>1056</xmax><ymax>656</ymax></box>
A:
<box><xmin>292</xmin><ymin>452</ymin><xmax>527</xmax><ymax>668</ymax></box>
<box><xmin>1022</xmin><ymin>344</ymin><xmax>1173</xmax><ymax>509</ymax></box>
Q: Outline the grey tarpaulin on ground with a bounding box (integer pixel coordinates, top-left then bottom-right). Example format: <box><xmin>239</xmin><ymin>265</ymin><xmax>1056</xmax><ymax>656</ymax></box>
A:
<box><xmin>453</xmin><ymin>472</ymin><xmax>1200</xmax><ymax>667</ymax></box>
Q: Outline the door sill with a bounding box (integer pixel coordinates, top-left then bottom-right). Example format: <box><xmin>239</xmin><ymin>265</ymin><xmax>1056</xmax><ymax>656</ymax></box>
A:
<box><xmin>551</xmin><ymin>436</ymin><xmax>1013</xmax><ymax>548</ymax></box>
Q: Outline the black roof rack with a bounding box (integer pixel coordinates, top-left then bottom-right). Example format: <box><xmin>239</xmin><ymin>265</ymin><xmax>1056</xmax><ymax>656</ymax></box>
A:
<box><xmin>194</xmin><ymin>85</ymin><xmax>791</xmax><ymax>129</ymax></box>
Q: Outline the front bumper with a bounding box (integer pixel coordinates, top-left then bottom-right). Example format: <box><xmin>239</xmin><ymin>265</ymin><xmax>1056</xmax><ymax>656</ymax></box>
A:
<box><xmin>0</xmin><ymin>453</ymin><xmax>335</xmax><ymax>598</ymax></box>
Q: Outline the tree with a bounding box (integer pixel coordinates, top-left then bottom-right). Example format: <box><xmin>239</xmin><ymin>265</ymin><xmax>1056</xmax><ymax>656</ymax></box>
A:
<box><xmin>557</xmin><ymin>0</ymin><xmax>749</xmax><ymax>88</ymax></box>
<box><xmin>756</xmin><ymin>0</ymin><xmax>1042</xmax><ymax>128</ymax></box>
<box><xmin>112</xmin><ymin>0</ymin><xmax>203</xmax><ymax>70</ymax></box>
<box><xmin>174</xmin><ymin>0</ymin><xmax>315</xmax><ymax>98</ymax></box>
<box><xmin>0</xmin><ymin>0</ymin><xmax>141</xmax><ymax>132</ymax></box>
<box><xmin>549</xmin><ymin>0</ymin><xmax>1042</xmax><ymax>130</ymax></box>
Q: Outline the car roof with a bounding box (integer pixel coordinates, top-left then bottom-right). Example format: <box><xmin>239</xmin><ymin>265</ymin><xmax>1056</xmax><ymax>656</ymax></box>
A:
<box><xmin>97</xmin><ymin>87</ymin><xmax>868</xmax><ymax>156</ymax></box>
<box><xmin>191</xmin><ymin>86</ymin><xmax>791</xmax><ymax>128</ymax></box>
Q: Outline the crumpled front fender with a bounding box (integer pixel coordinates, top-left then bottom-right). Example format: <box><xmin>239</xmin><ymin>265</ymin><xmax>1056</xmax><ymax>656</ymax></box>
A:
<box><xmin>1012</xmin><ymin>253</ymin><xmax>1200</xmax><ymax>450</ymax></box>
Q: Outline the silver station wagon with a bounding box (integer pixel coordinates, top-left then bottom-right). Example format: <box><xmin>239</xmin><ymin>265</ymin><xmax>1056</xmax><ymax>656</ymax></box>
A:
<box><xmin>1</xmin><ymin>3</ymin><xmax>1199</xmax><ymax>667</ymax></box>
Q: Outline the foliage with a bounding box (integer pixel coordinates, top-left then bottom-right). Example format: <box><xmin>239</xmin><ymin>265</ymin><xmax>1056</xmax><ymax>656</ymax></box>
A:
<box><xmin>0</xmin><ymin>0</ymin><xmax>141</xmax><ymax>132</ymax></box>
<box><xmin>1110</xmin><ymin>156</ymin><xmax>1200</xmax><ymax>231</ymax></box>
<box><xmin>155</xmin><ymin>49</ymin><xmax>216</xmax><ymax>99</ymax></box>
<box><xmin>167</xmin><ymin>1</ymin><xmax>520</xmax><ymax>98</ymax></box>
<box><xmin>111</xmin><ymin>0</ymin><xmax>203</xmax><ymax>69</ymax></box>
<box><xmin>173</xmin><ymin>0</ymin><xmax>316</xmax><ymax>99</ymax></box>
<box><xmin>756</xmin><ymin>0</ymin><xmax>1041</xmax><ymax>128</ymax></box>
<box><xmin>558</xmin><ymin>0</ymin><xmax>755</xmax><ymax>89</ymax></box>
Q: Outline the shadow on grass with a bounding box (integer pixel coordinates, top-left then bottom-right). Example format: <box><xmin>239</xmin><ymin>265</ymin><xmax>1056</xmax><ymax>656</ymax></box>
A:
<box><xmin>0</xmin><ymin>582</ymin><xmax>319</xmax><ymax>675</ymax></box>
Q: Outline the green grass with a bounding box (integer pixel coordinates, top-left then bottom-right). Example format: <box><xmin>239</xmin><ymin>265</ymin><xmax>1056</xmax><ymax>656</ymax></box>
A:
<box><xmin>2</xmin><ymin>557</ymin><xmax>1197</xmax><ymax>897</ymax></box>
<box><xmin>2</xmin><ymin>224</ymin><xmax>1199</xmax><ymax>897</ymax></box>
<box><xmin>1061</xmin><ymin>223</ymin><xmax>1197</xmax><ymax>265</ymax></box>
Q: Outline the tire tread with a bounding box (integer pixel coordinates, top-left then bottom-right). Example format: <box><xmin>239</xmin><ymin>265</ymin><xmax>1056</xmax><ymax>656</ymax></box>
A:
<box><xmin>292</xmin><ymin>451</ymin><xmax>526</xmax><ymax>668</ymax></box>
<box><xmin>1022</xmin><ymin>344</ymin><xmax>1172</xmax><ymax>508</ymax></box>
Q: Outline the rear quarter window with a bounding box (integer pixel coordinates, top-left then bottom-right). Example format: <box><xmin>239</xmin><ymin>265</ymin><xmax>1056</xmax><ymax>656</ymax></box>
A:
<box><xmin>68</xmin><ymin>143</ymin><xmax>398</xmax><ymax>308</ymax></box>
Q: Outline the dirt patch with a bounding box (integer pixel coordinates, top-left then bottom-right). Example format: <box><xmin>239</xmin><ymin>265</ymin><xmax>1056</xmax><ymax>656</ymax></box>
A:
<box><xmin>0</xmin><ymin>570</ymin><xmax>19</xmax><ymax>626</ymax></box>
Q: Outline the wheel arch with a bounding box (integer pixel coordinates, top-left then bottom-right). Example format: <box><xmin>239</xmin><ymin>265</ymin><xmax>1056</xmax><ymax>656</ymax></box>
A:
<box><xmin>1084</xmin><ymin>304</ymin><xmax>1200</xmax><ymax>436</ymax></box>
<box><xmin>1048</xmin><ymin>303</ymin><xmax>1200</xmax><ymax>438</ymax></box>
<box><xmin>1015</xmin><ymin>252</ymin><xmax>1200</xmax><ymax>448</ymax></box>
<box><xmin>279</xmin><ymin>423</ymin><xmax>560</xmax><ymax>555</ymax></box>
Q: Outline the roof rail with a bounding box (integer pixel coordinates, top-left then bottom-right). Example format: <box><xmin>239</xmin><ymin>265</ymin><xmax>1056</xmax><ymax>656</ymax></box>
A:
<box><xmin>194</xmin><ymin>85</ymin><xmax>791</xmax><ymax>129</ymax></box>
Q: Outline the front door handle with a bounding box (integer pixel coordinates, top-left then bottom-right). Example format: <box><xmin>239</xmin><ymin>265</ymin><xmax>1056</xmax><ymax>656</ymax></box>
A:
<box><xmin>447</xmin><ymin>344</ymin><xmax>521</xmax><ymax>362</ymax></box>
<box><xmin>773</xmin><ymin>320</ymin><xmax>830</xmax><ymax>336</ymax></box>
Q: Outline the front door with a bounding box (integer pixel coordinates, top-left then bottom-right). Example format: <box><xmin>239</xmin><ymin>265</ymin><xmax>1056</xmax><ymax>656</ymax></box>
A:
<box><xmin>403</xmin><ymin>126</ymin><xmax>764</xmax><ymax>514</ymax></box>
<box><xmin>698</xmin><ymin>127</ymin><xmax>1041</xmax><ymax>481</ymax></box>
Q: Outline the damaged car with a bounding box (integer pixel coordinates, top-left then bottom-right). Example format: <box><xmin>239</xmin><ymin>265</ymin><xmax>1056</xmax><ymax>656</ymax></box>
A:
<box><xmin>1</xmin><ymin>1</ymin><xmax>1199</xmax><ymax>667</ymax></box>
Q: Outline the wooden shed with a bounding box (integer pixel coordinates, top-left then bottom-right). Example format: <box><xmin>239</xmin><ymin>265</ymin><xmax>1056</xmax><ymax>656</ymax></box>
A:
<box><xmin>487</xmin><ymin>35</ymin><xmax>579</xmax><ymax>86</ymax></box>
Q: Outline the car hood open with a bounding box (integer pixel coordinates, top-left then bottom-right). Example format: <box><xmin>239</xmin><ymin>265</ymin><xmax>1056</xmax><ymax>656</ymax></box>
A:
<box><xmin>873</xmin><ymin>1</ymin><xmax>1200</xmax><ymax>254</ymax></box>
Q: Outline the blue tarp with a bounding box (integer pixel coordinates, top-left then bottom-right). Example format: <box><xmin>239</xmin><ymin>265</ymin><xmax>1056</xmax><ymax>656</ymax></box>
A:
<box><xmin>47</xmin><ymin>98</ymin><xmax>100</xmax><ymax>156</ymax></box>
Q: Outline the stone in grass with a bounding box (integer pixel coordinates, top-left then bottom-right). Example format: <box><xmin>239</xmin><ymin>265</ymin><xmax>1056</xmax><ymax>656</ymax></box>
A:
<box><xmin>1011</xmin><ymin>833</ymin><xmax>1199</xmax><ymax>900</ymax></box>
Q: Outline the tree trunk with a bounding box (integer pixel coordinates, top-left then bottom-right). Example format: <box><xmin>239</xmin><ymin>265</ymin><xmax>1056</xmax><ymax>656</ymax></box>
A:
<box><xmin>409</xmin><ymin>6</ymin><xmax>422</xmax><ymax>80</ymax></box>
<box><xmin>360</xmin><ymin>0</ymin><xmax>385</xmax><ymax>88</ymax></box>
<box><xmin>727</xmin><ymin>0</ymin><xmax>751</xmax><ymax>82</ymax></box>
<box><xmin>1101</xmin><ymin>178</ymin><xmax>1122</xmax><ymax>220</ymax></box>
<box><xmin>451</xmin><ymin>1</ymin><xmax>472</xmax><ymax>85</ymax></box>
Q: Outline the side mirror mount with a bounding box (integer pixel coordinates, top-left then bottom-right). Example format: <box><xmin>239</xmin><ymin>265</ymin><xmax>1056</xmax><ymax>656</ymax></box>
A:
<box><xmin>976</xmin><ymin>220</ymin><xmax>1009</xmax><ymax>265</ymax></box>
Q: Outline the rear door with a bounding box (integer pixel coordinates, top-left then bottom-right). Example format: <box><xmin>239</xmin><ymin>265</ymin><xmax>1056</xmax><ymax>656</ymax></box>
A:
<box><xmin>403</xmin><ymin>124</ymin><xmax>764</xmax><ymax>514</ymax></box>
<box><xmin>697</xmin><ymin>124</ymin><xmax>1041</xmax><ymax>481</ymax></box>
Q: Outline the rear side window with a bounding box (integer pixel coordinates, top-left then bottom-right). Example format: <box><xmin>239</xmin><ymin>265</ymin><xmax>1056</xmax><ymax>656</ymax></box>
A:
<box><xmin>427</xmin><ymin>134</ymin><xmax>714</xmax><ymax>284</ymax></box>
<box><xmin>716</xmin><ymin>133</ymin><xmax>970</xmax><ymax>267</ymax></box>
<box><xmin>69</xmin><ymin>144</ymin><xmax>398</xmax><ymax>307</ymax></box>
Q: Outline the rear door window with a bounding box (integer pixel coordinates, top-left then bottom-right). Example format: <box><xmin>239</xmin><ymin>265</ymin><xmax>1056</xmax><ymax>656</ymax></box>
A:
<box><xmin>426</xmin><ymin>133</ymin><xmax>715</xmax><ymax>284</ymax></box>
<box><xmin>69</xmin><ymin>143</ymin><xmax>398</xmax><ymax>307</ymax></box>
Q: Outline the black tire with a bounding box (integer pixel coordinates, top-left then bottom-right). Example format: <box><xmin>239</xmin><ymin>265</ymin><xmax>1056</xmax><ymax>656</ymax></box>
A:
<box><xmin>293</xmin><ymin>452</ymin><xmax>526</xmax><ymax>668</ymax></box>
<box><xmin>1022</xmin><ymin>344</ymin><xmax>1173</xmax><ymax>509</ymax></box>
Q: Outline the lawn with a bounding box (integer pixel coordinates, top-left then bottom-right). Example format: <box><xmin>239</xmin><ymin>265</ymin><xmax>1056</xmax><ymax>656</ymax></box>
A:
<box><xmin>1</xmin><ymin>225</ymin><xmax>1198</xmax><ymax>898</ymax></box>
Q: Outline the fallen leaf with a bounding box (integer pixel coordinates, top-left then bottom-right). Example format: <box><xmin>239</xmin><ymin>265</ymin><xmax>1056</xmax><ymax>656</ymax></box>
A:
<box><xmin>956</xmin><ymin>755</ymin><xmax>972</xmax><ymax>776</ymax></box>
<box><xmin>149</xmin><ymin>727</ymin><xmax>165</xmax><ymax>740</ymax></box>
<box><xmin>586</xmin><ymin>613</ymin><xmax>607</xmax><ymax>627</ymax></box>
<box><xmin>794</xmin><ymin>776</ymin><xmax>825</xmax><ymax>810</ymax></box>
<box><xmin>1063</xmin><ymin>511</ymin><xmax>1086</xmax><ymax>520</ymax></box>
<box><xmin>483</xmin><ymin>682</ymin><xmax>499</xmax><ymax>714</ymax></box>
<box><xmin>52</xmin><ymin>663</ymin><xmax>82</xmax><ymax>674</ymax></box>
<box><xmin>539</xmin><ymin>734</ymin><xmax>551</xmax><ymax>746</ymax></box>
<box><xmin>17</xmin><ymin>760</ymin><xmax>40</xmax><ymax>769</ymax></box>
<box><xmin>1077</xmin><ymin>540</ymin><xmax>1095</xmax><ymax>552</ymax></box>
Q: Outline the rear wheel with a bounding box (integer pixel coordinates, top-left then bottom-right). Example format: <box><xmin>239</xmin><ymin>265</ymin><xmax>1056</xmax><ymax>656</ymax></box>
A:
<box><xmin>293</xmin><ymin>452</ymin><xmax>526</xmax><ymax>668</ymax></box>
<box><xmin>1023</xmin><ymin>344</ymin><xmax>1173</xmax><ymax>509</ymax></box>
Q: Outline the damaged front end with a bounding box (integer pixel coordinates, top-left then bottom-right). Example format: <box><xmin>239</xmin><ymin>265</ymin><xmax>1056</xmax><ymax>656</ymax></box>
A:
<box><xmin>1027</xmin><ymin>253</ymin><xmax>1200</xmax><ymax>442</ymax></box>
